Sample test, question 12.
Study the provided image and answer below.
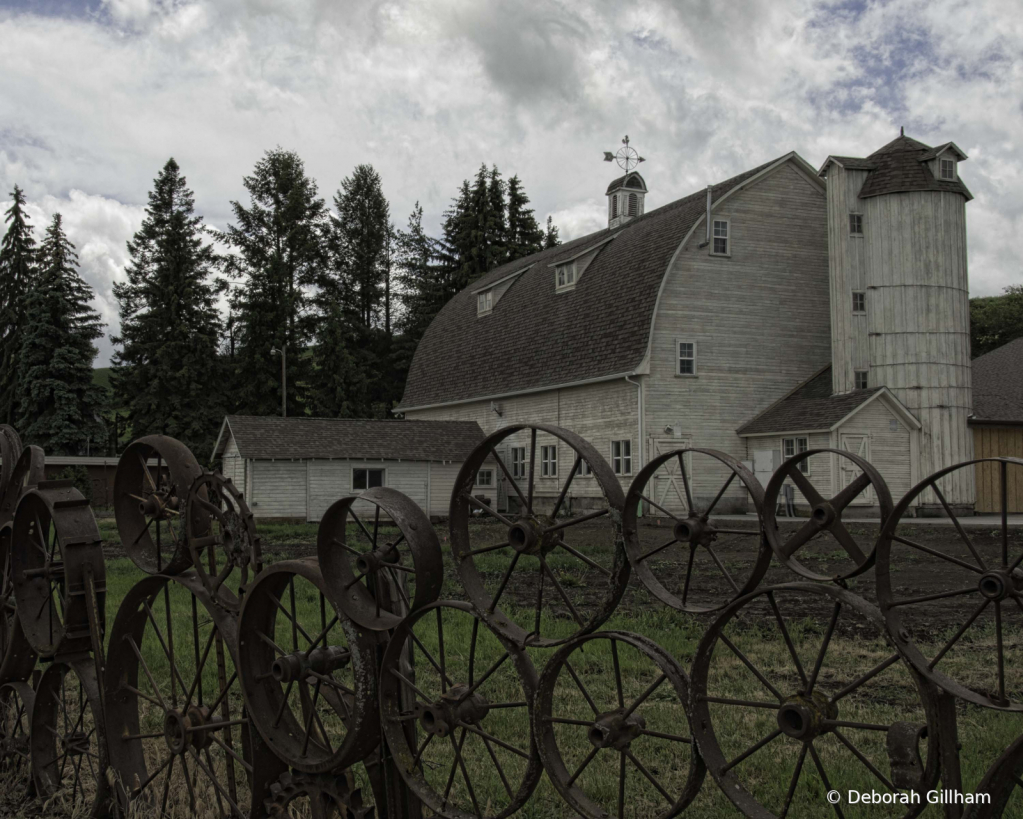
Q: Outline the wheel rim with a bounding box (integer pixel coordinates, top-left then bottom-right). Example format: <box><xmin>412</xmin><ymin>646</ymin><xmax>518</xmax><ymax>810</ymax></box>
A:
<box><xmin>378</xmin><ymin>600</ymin><xmax>542</xmax><ymax>818</ymax></box>
<box><xmin>691</xmin><ymin>583</ymin><xmax>939</xmax><ymax>819</ymax></box>
<box><xmin>239</xmin><ymin>558</ymin><xmax>379</xmax><ymax>773</ymax></box>
<box><xmin>624</xmin><ymin>448</ymin><xmax>771</xmax><ymax>613</ymax></box>
<box><xmin>534</xmin><ymin>631</ymin><xmax>705</xmax><ymax>819</ymax></box>
<box><xmin>0</xmin><ymin>681</ymin><xmax>34</xmax><ymax>781</ymax></box>
<box><xmin>763</xmin><ymin>448</ymin><xmax>893</xmax><ymax>583</ymax></box>
<box><xmin>450</xmin><ymin>423</ymin><xmax>629</xmax><ymax>648</ymax></box>
<box><xmin>876</xmin><ymin>457</ymin><xmax>1023</xmax><ymax>710</ymax></box>
<box><xmin>318</xmin><ymin>486</ymin><xmax>443</xmax><ymax>631</ymax></box>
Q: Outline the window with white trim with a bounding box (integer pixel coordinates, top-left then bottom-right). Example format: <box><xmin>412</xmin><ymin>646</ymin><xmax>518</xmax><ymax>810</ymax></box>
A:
<box><xmin>510</xmin><ymin>447</ymin><xmax>526</xmax><ymax>480</ymax></box>
<box><xmin>611</xmin><ymin>440</ymin><xmax>632</xmax><ymax>475</ymax></box>
<box><xmin>353</xmin><ymin>468</ymin><xmax>385</xmax><ymax>490</ymax></box>
<box><xmin>475</xmin><ymin>468</ymin><xmax>494</xmax><ymax>487</ymax></box>
<box><xmin>712</xmin><ymin>219</ymin><xmax>729</xmax><ymax>255</ymax></box>
<box><xmin>849</xmin><ymin>213</ymin><xmax>863</xmax><ymax>236</ymax></box>
<box><xmin>852</xmin><ymin>291</ymin><xmax>866</xmax><ymax>314</ymax></box>
<box><xmin>677</xmin><ymin>341</ymin><xmax>697</xmax><ymax>376</ymax></box>
<box><xmin>574</xmin><ymin>458</ymin><xmax>592</xmax><ymax>477</ymax></box>
<box><xmin>477</xmin><ymin>290</ymin><xmax>492</xmax><ymax>315</ymax></box>
<box><xmin>940</xmin><ymin>158</ymin><xmax>955</xmax><ymax>180</ymax></box>
<box><xmin>782</xmin><ymin>437</ymin><xmax>809</xmax><ymax>474</ymax></box>
<box><xmin>556</xmin><ymin>262</ymin><xmax>577</xmax><ymax>290</ymax></box>
<box><xmin>855</xmin><ymin>369</ymin><xmax>869</xmax><ymax>390</ymax></box>
<box><xmin>541</xmin><ymin>445</ymin><xmax>557</xmax><ymax>477</ymax></box>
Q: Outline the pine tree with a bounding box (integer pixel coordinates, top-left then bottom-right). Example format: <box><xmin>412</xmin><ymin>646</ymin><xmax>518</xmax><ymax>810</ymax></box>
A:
<box><xmin>222</xmin><ymin>148</ymin><xmax>325</xmax><ymax>417</ymax></box>
<box><xmin>111</xmin><ymin>158</ymin><xmax>225</xmax><ymax>455</ymax></box>
<box><xmin>0</xmin><ymin>186</ymin><xmax>37</xmax><ymax>425</ymax></box>
<box><xmin>395</xmin><ymin>203</ymin><xmax>445</xmax><ymax>342</ymax></box>
<box><xmin>543</xmin><ymin>214</ymin><xmax>561</xmax><ymax>249</ymax></box>
<box><xmin>436</xmin><ymin>180</ymin><xmax>474</xmax><ymax>292</ymax></box>
<box><xmin>15</xmin><ymin>214</ymin><xmax>106</xmax><ymax>454</ymax></box>
<box><xmin>505</xmin><ymin>175</ymin><xmax>546</xmax><ymax>262</ymax></box>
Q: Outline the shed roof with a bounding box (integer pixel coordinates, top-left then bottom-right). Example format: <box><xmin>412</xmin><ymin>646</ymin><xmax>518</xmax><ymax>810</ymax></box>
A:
<box><xmin>212</xmin><ymin>416</ymin><xmax>485</xmax><ymax>462</ymax></box>
<box><xmin>970</xmin><ymin>338</ymin><xmax>1023</xmax><ymax>425</ymax></box>
<box><xmin>737</xmin><ymin>367</ymin><xmax>885</xmax><ymax>435</ymax></box>
<box><xmin>398</xmin><ymin>153</ymin><xmax>818</xmax><ymax>411</ymax></box>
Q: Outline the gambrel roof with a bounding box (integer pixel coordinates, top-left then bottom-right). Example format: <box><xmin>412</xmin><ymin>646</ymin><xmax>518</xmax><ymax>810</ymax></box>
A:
<box><xmin>398</xmin><ymin>153</ymin><xmax>820</xmax><ymax>411</ymax></box>
<box><xmin>819</xmin><ymin>135</ymin><xmax>973</xmax><ymax>201</ymax></box>
<box><xmin>212</xmin><ymin>416</ymin><xmax>485</xmax><ymax>463</ymax></box>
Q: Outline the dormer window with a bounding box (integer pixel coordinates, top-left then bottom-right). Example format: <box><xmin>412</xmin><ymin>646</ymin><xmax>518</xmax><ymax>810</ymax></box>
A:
<box><xmin>940</xmin><ymin>158</ymin><xmax>955</xmax><ymax>180</ymax></box>
<box><xmin>711</xmin><ymin>219</ymin><xmax>729</xmax><ymax>255</ymax></box>
<box><xmin>477</xmin><ymin>289</ymin><xmax>493</xmax><ymax>315</ymax></box>
<box><xmin>556</xmin><ymin>262</ymin><xmax>577</xmax><ymax>291</ymax></box>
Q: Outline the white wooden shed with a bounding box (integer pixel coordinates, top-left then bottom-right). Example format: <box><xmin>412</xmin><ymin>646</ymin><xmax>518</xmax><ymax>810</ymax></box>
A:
<box><xmin>211</xmin><ymin>416</ymin><xmax>486</xmax><ymax>521</ymax></box>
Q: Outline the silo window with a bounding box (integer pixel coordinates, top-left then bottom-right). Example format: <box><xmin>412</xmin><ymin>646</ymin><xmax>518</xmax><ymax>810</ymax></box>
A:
<box><xmin>628</xmin><ymin>193</ymin><xmax>638</xmax><ymax>216</ymax></box>
<box><xmin>855</xmin><ymin>370</ymin><xmax>869</xmax><ymax>390</ymax></box>
<box><xmin>849</xmin><ymin>213</ymin><xmax>863</xmax><ymax>236</ymax></box>
<box><xmin>940</xmin><ymin>158</ymin><xmax>955</xmax><ymax>180</ymax></box>
<box><xmin>852</xmin><ymin>291</ymin><xmax>866</xmax><ymax>314</ymax></box>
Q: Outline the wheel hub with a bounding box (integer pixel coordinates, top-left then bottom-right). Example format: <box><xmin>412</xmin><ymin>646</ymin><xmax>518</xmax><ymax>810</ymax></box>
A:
<box><xmin>418</xmin><ymin>684</ymin><xmax>490</xmax><ymax>738</ymax></box>
<box><xmin>776</xmin><ymin>692</ymin><xmax>836</xmax><ymax>741</ymax></box>
<box><xmin>63</xmin><ymin>730</ymin><xmax>90</xmax><ymax>756</ymax></box>
<box><xmin>163</xmin><ymin>705</ymin><xmax>215</xmax><ymax>753</ymax></box>
<box><xmin>356</xmin><ymin>542</ymin><xmax>400</xmax><ymax>575</ymax></box>
<box><xmin>812</xmin><ymin>502</ymin><xmax>836</xmax><ymax>528</ymax></box>
<box><xmin>508</xmin><ymin>516</ymin><xmax>558</xmax><ymax>556</ymax></box>
<box><xmin>674</xmin><ymin>516</ymin><xmax>715</xmax><ymax>547</ymax></box>
<box><xmin>587</xmin><ymin>709</ymin><xmax>646</xmax><ymax>750</ymax></box>
<box><xmin>140</xmin><ymin>490</ymin><xmax>179</xmax><ymax>519</ymax></box>
<box><xmin>978</xmin><ymin>569</ymin><xmax>1023</xmax><ymax>601</ymax></box>
<box><xmin>272</xmin><ymin>645</ymin><xmax>351</xmax><ymax>683</ymax></box>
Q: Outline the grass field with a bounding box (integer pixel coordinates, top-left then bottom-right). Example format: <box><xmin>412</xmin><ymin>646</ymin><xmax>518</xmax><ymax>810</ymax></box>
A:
<box><xmin>5</xmin><ymin>515</ymin><xmax>1023</xmax><ymax>818</ymax></box>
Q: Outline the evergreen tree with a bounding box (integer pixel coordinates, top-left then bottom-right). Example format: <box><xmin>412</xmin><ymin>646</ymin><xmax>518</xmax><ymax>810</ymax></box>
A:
<box><xmin>111</xmin><ymin>159</ymin><xmax>225</xmax><ymax>454</ymax></box>
<box><xmin>395</xmin><ymin>203</ymin><xmax>445</xmax><ymax>343</ymax></box>
<box><xmin>222</xmin><ymin>148</ymin><xmax>325</xmax><ymax>417</ymax></box>
<box><xmin>543</xmin><ymin>214</ymin><xmax>561</xmax><ymax>249</ymax></box>
<box><xmin>0</xmin><ymin>186</ymin><xmax>37</xmax><ymax>425</ymax></box>
<box><xmin>464</xmin><ymin>163</ymin><xmax>505</xmax><ymax>284</ymax></box>
<box><xmin>505</xmin><ymin>175</ymin><xmax>546</xmax><ymax>262</ymax></box>
<box><xmin>16</xmin><ymin>214</ymin><xmax>106</xmax><ymax>453</ymax></box>
<box><xmin>435</xmin><ymin>180</ymin><xmax>473</xmax><ymax>291</ymax></box>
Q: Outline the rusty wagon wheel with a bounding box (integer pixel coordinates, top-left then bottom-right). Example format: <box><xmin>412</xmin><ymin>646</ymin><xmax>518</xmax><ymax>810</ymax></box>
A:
<box><xmin>624</xmin><ymin>448</ymin><xmax>771</xmax><ymax>614</ymax></box>
<box><xmin>967</xmin><ymin>733</ymin><xmax>1023</xmax><ymax>818</ymax></box>
<box><xmin>0</xmin><ymin>680</ymin><xmax>34</xmax><ymax>786</ymax></box>
<box><xmin>379</xmin><ymin>600</ymin><xmax>542</xmax><ymax>819</ymax></box>
<box><xmin>450</xmin><ymin>424</ymin><xmax>629</xmax><ymax>649</ymax></box>
<box><xmin>0</xmin><ymin>444</ymin><xmax>44</xmax><ymax>528</ymax></box>
<box><xmin>186</xmin><ymin>470</ymin><xmax>262</xmax><ymax>613</ymax></box>
<box><xmin>238</xmin><ymin>558</ymin><xmax>379</xmax><ymax>774</ymax></box>
<box><xmin>11</xmin><ymin>481</ymin><xmax>105</xmax><ymax>657</ymax></box>
<box><xmin>533</xmin><ymin>630</ymin><xmax>705</xmax><ymax>819</ymax></box>
<box><xmin>690</xmin><ymin>583</ymin><xmax>941</xmax><ymax>819</ymax></box>
<box><xmin>263</xmin><ymin>770</ymin><xmax>376</xmax><ymax>819</ymax></box>
<box><xmin>105</xmin><ymin>571</ymin><xmax>284</xmax><ymax>818</ymax></box>
<box><xmin>876</xmin><ymin>458</ymin><xmax>1023</xmax><ymax>711</ymax></box>
<box><xmin>31</xmin><ymin>657</ymin><xmax>109</xmax><ymax>817</ymax></box>
<box><xmin>318</xmin><ymin>486</ymin><xmax>443</xmax><ymax>632</ymax></box>
<box><xmin>763</xmin><ymin>448</ymin><xmax>893</xmax><ymax>583</ymax></box>
<box><xmin>115</xmin><ymin>435</ymin><xmax>207</xmax><ymax>576</ymax></box>
<box><xmin>0</xmin><ymin>526</ymin><xmax>39</xmax><ymax>684</ymax></box>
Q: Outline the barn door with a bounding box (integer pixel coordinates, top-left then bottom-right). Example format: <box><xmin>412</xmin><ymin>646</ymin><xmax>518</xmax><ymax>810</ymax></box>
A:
<box><xmin>646</xmin><ymin>437</ymin><xmax>693</xmax><ymax>516</ymax></box>
<box><xmin>839</xmin><ymin>433</ymin><xmax>873</xmax><ymax>505</ymax></box>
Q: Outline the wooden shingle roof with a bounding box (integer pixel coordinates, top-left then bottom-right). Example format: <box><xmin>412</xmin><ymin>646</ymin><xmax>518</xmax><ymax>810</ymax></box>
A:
<box><xmin>398</xmin><ymin>155</ymin><xmax>799</xmax><ymax>411</ymax></box>
<box><xmin>970</xmin><ymin>338</ymin><xmax>1023</xmax><ymax>425</ymax></box>
<box><xmin>213</xmin><ymin>416</ymin><xmax>485</xmax><ymax>462</ymax></box>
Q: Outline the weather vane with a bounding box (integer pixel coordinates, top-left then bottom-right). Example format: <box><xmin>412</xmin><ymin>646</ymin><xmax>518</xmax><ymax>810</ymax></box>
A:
<box><xmin>604</xmin><ymin>135</ymin><xmax>645</xmax><ymax>174</ymax></box>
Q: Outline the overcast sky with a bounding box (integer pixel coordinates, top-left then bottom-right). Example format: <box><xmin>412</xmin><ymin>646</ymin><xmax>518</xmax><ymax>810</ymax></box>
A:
<box><xmin>2</xmin><ymin>0</ymin><xmax>1021</xmax><ymax>366</ymax></box>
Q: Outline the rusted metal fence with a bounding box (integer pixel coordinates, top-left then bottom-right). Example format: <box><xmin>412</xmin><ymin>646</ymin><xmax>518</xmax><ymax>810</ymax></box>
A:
<box><xmin>0</xmin><ymin>421</ymin><xmax>1021</xmax><ymax>817</ymax></box>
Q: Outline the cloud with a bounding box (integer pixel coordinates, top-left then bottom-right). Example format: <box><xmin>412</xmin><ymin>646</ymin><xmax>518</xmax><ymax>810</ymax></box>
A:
<box><xmin>0</xmin><ymin>0</ymin><xmax>1021</xmax><ymax>367</ymax></box>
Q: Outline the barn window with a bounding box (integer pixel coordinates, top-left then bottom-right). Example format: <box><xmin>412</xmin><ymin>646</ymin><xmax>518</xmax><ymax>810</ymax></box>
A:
<box><xmin>712</xmin><ymin>219</ymin><xmax>729</xmax><ymax>255</ymax></box>
<box><xmin>353</xmin><ymin>468</ymin><xmax>385</xmax><ymax>490</ymax></box>
<box><xmin>782</xmin><ymin>437</ymin><xmax>809</xmax><ymax>473</ymax></box>
<box><xmin>477</xmin><ymin>290</ymin><xmax>493</xmax><ymax>315</ymax></box>
<box><xmin>677</xmin><ymin>341</ymin><xmax>697</xmax><ymax>376</ymax></box>
<box><xmin>556</xmin><ymin>262</ymin><xmax>576</xmax><ymax>291</ymax></box>
<box><xmin>541</xmin><ymin>445</ymin><xmax>557</xmax><ymax>477</ymax></box>
<box><xmin>574</xmin><ymin>458</ymin><xmax>592</xmax><ymax>477</ymax></box>
<box><xmin>855</xmin><ymin>370</ymin><xmax>869</xmax><ymax>390</ymax></box>
<box><xmin>627</xmin><ymin>192</ymin><xmax>638</xmax><ymax>216</ymax></box>
<box><xmin>852</xmin><ymin>291</ymin><xmax>866</xmax><ymax>314</ymax></box>
<box><xmin>611</xmin><ymin>440</ymin><xmax>632</xmax><ymax>475</ymax></box>
<box><xmin>510</xmin><ymin>446</ymin><xmax>527</xmax><ymax>479</ymax></box>
<box><xmin>476</xmin><ymin>468</ymin><xmax>494</xmax><ymax>487</ymax></box>
<box><xmin>849</xmin><ymin>213</ymin><xmax>863</xmax><ymax>236</ymax></box>
<box><xmin>940</xmin><ymin>158</ymin><xmax>955</xmax><ymax>180</ymax></box>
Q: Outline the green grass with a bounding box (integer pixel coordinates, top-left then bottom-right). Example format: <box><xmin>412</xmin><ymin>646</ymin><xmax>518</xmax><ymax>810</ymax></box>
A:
<box><xmin>48</xmin><ymin>521</ymin><xmax>1023</xmax><ymax>818</ymax></box>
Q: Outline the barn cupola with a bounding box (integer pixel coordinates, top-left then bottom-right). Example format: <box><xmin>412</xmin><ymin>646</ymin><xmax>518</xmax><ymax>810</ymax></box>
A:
<box><xmin>603</xmin><ymin>135</ymin><xmax>647</xmax><ymax>229</ymax></box>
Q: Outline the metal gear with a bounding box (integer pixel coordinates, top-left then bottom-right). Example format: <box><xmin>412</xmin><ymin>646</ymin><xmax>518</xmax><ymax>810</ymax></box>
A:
<box><xmin>264</xmin><ymin>770</ymin><xmax>376</xmax><ymax>819</ymax></box>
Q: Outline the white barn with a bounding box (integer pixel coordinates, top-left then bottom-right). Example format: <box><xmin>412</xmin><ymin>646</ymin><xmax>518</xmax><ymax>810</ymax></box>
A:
<box><xmin>397</xmin><ymin>134</ymin><xmax>977</xmax><ymax>515</ymax></box>
<box><xmin>211</xmin><ymin>416</ymin><xmax>485</xmax><ymax>521</ymax></box>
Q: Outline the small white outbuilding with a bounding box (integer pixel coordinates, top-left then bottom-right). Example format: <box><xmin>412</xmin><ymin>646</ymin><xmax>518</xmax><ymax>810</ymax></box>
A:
<box><xmin>211</xmin><ymin>415</ymin><xmax>486</xmax><ymax>521</ymax></box>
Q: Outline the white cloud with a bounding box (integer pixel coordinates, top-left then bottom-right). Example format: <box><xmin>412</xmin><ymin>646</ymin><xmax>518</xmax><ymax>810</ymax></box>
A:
<box><xmin>0</xmin><ymin>0</ymin><xmax>1021</xmax><ymax>367</ymax></box>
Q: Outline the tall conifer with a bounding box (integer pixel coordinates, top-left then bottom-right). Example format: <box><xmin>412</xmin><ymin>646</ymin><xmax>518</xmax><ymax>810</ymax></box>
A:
<box><xmin>506</xmin><ymin>175</ymin><xmax>546</xmax><ymax>262</ymax></box>
<box><xmin>16</xmin><ymin>215</ymin><xmax>106</xmax><ymax>453</ymax></box>
<box><xmin>0</xmin><ymin>186</ymin><xmax>37</xmax><ymax>424</ymax></box>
